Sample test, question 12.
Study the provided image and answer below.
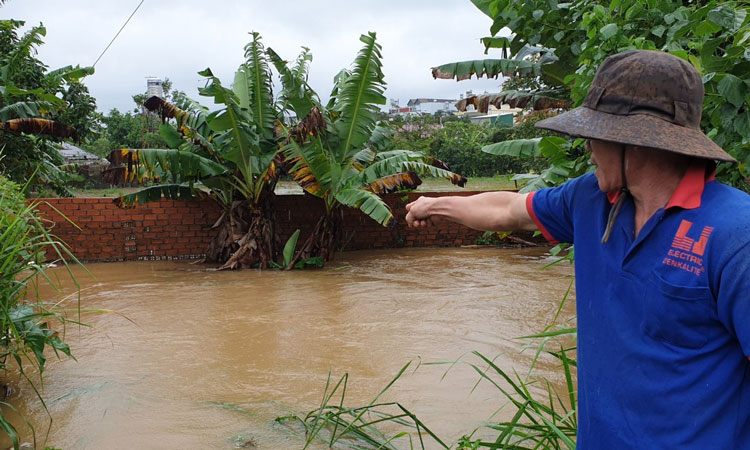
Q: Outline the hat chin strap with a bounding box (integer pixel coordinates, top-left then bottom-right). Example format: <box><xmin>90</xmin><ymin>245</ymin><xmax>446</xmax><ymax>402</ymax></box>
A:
<box><xmin>601</xmin><ymin>146</ymin><xmax>629</xmax><ymax>244</ymax></box>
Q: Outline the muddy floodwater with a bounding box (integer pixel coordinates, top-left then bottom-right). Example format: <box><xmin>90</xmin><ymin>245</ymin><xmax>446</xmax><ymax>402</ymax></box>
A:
<box><xmin>7</xmin><ymin>247</ymin><xmax>575</xmax><ymax>449</ymax></box>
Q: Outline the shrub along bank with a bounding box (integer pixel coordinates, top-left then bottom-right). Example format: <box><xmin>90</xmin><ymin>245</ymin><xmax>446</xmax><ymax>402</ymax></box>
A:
<box><xmin>388</xmin><ymin>117</ymin><xmax>554</xmax><ymax>178</ymax></box>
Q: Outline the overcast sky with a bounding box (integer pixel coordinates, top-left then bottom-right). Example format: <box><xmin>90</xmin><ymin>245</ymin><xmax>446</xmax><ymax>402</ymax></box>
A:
<box><xmin>2</xmin><ymin>0</ymin><xmax>509</xmax><ymax>114</ymax></box>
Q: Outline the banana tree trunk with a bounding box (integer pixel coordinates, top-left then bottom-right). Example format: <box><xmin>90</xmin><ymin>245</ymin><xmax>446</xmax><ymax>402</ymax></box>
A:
<box><xmin>283</xmin><ymin>208</ymin><xmax>343</xmax><ymax>270</ymax></box>
<box><xmin>205</xmin><ymin>192</ymin><xmax>279</xmax><ymax>270</ymax></box>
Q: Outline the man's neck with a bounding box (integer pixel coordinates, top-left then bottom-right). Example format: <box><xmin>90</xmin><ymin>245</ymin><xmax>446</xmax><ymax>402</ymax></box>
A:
<box><xmin>625</xmin><ymin>152</ymin><xmax>689</xmax><ymax>237</ymax></box>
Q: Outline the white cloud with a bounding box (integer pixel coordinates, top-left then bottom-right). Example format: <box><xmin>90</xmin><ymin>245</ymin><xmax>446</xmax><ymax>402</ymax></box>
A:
<box><xmin>2</xmin><ymin>0</ymin><xmax>508</xmax><ymax>112</ymax></box>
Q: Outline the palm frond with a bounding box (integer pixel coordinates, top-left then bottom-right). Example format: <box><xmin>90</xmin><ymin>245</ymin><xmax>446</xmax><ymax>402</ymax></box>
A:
<box><xmin>114</xmin><ymin>184</ymin><xmax>203</xmax><ymax>208</ymax></box>
<box><xmin>333</xmin><ymin>188</ymin><xmax>394</xmax><ymax>227</ymax></box>
<box><xmin>456</xmin><ymin>90</ymin><xmax>571</xmax><ymax>113</ymax></box>
<box><xmin>109</xmin><ymin>148</ymin><xmax>226</xmax><ymax>184</ymax></box>
<box><xmin>351</xmin><ymin>148</ymin><xmax>376</xmax><ymax>171</ymax></box>
<box><xmin>0</xmin><ymin>101</ymin><xmax>41</xmax><ymax>121</ymax></box>
<box><xmin>198</xmin><ymin>69</ymin><xmax>259</xmax><ymax>180</ymax></box>
<box><xmin>143</xmin><ymin>96</ymin><xmax>206</xmax><ymax>132</ymax></box>
<box><xmin>332</xmin><ymin>32</ymin><xmax>386</xmax><ymax>161</ymax></box>
<box><xmin>431</xmin><ymin>58</ymin><xmax>542</xmax><ymax>81</ymax></box>
<box><xmin>327</xmin><ymin>69</ymin><xmax>350</xmax><ymax>110</ymax></box>
<box><xmin>287</xmin><ymin>106</ymin><xmax>326</xmax><ymax>144</ymax></box>
<box><xmin>4</xmin><ymin>24</ymin><xmax>46</xmax><ymax>82</ymax></box>
<box><xmin>367</xmin><ymin>124</ymin><xmax>394</xmax><ymax>153</ymax></box>
<box><xmin>267</xmin><ymin>46</ymin><xmax>319</xmax><ymax>119</ymax></box>
<box><xmin>45</xmin><ymin>65</ymin><xmax>94</xmax><ymax>84</ymax></box>
<box><xmin>364</xmin><ymin>172</ymin><xmax>422</xmax><ymax>194</ymax></box>
<box><xmin>360</xmin><ymin>150</ymin><xmax>466</xmax><ymax>187</ymax></box>
<box><xmin>482</xmin><ymin>138</ymin><xmax>543</xmax><ymax>158</ymax></box>
<box><xmin>1</xmin><ymin>118</ymin><xmax>78</xmax><ymax>141</ymax></box>
<box><xmin>242</xmin><ymin>32</ymin><xmax>276</xmax><ymax>141</ymax></box>
<box><xmin>282</xmin><ymin>137</ymin><xmax>329</xmax><ymax>197</ymax></box>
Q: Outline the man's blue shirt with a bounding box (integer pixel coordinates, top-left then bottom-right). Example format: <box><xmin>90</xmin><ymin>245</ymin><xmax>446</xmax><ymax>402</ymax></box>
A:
<box><xmin>528</xmin><ymin>166</ymin><xmax>750</xmax><ymax>449</ymax></box>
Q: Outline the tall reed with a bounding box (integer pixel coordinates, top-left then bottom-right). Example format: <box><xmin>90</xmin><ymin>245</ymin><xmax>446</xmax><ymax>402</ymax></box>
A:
<box><xmin>0</xmin><ymin>175</ymin><xmax>86</xmax><ymax>449</ymax></box>
<box><xmin>290</xmin><ymin>273</ymin><xmax>577</xmax><ymax>449</ymax></box>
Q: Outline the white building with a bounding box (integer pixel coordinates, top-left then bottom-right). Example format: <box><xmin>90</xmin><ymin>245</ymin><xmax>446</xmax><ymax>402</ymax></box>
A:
<box><xmin>146</xmin><ymin>77</ymin><xmax>164</xmax><ymax>98</ymax></box>
<box><xmin>405</xmin><ymin>98</ymin><xmax>458</xmax><ymax>115</ymax></box>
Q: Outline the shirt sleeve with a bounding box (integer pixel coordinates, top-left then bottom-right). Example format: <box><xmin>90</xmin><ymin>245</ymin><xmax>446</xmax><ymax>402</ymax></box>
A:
<box><xmin>715</xmin><ymin>241</ymin><xmax>750</xmax><ymax>357</ymax></box>
<box><xmin>526</xmin><ymin>175</ymin><xmax>589</xmax><ymax>245</ymax></box>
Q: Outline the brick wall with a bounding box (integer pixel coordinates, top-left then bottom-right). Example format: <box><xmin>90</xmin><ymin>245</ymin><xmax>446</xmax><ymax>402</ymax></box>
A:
<box><xmin>34</xmin><ymin>191</ymin><xmax>543</xmax><ymax>263</ymax></box>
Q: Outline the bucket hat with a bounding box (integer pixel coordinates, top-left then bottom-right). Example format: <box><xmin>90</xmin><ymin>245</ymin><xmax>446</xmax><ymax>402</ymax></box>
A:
<box><xmin>535</xmin><ymin>50</ymin><xmax>736</xmax><ymax>162</ymax></box>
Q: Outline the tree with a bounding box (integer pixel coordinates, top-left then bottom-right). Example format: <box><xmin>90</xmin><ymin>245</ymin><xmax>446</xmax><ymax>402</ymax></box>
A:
<box><xmin>275</xmin><ymin>32</ymin><xmax>466</xmax><ymax>265</ymax></box>
<box><xmin>115</xmin><ymin>33</ymin><xmax>285</xmax><ymax>270</ymax></box>
<box><xmin>433</xmin><ymin>0</ymin><xmax>750</xmax><ymax>191</ymax></box>
<box><xmin>0</xmin><ymin>19</ymin><xmax>95</xmax><ymax>195</ymax></box>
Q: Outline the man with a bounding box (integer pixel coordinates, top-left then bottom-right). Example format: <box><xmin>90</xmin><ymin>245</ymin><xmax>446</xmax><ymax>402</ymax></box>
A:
<box><xmin>406</xmin><ymin>50</ymin><xmax>750</xmax><ymax>448</ymax></box>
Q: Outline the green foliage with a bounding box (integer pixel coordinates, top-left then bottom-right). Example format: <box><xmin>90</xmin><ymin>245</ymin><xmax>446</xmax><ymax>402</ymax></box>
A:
<box><xmin>0</xmin><ymin>19</ymin><xmax>96</xmax><ymax>196</ymax></box>
<box><xmin>443</xmin><ymin>0</ymin><xmax>750</xmax><ymax>190</ymax></box>
<box><xmin>0</xmin><ymin>175</ymin><xmax>85</xmax><ymax>449</ymax></box>
<box><xmin>277</xmin><ymin>362</ymin><xmax>449</xmax><ymax>450</ymax></box>
<box><xmin>119</xmin><ymin>34</ymin><xmax>282</xmax><ymax>209</ymax></box>
<box><xmin>280</xmin><ymin>33</ymin><xmax>464</xmax><ymax>230</ymax></box>
<box><xmin>428</xmin><ymin>120</ymin><xmax>552</xmax><ymax>178</ymax></box>
<box><xmin>288</xmin><ymin>325</ymin><xmax>578</xmax><ymax>449</ymax></box>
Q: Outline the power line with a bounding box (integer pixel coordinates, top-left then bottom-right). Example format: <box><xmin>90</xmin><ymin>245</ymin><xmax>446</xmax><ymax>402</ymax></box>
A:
<box><xmin>92</xmin><ymin>0</ymin><xmax>145</xmax><ymax>68</ymax></box>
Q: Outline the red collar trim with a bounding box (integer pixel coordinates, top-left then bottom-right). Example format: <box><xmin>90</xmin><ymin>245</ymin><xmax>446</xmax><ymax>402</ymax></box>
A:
<box><xmin>605</xmin><ymin>163</ymin><xmax>714</xmax><ymax>209</ymax></box>
<box><xmin>665</xmin><ymin>163</ymin><xmax>713</xmax><ymax>210</ymax></box>
<box><xmin>607</xmin><ymin>190</ymin><xmax>622</xmax><ymax>204</ymax></box>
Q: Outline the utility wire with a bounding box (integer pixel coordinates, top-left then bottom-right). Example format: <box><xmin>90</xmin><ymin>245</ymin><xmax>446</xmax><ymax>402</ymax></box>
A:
<box><xmin>92</xmin><ymin>0</ymin><xmax>145</xmax><ymax>68</ymax></box>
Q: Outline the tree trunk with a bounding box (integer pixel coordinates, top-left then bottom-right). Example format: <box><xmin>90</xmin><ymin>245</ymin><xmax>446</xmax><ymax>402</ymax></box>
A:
<box><xmin>283</xmin><ymin>208</ymin><xmax>342</xmax><ymax>270</ymax></box>
<box><xmin>204</xmin><ymin>193</ymin><xmax>279</xmax><ymax>270</ymax></box>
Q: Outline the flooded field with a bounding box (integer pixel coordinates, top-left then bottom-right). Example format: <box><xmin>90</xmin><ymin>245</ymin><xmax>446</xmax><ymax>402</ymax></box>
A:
<box><xmin>7</xmin><ymin>247</ymin><xmax>575</xmax><ymax>449</ymax></box>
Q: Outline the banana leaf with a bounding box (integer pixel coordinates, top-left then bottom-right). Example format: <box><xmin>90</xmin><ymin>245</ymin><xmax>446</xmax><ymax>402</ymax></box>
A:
<box><xmin>239</xmin><ymin>32</ymin><xmax>276</xmax><ymax>142</ymax></box>
<box><xmin>1</xmin><ymin>118</ymin><xmax>78</xmax><ymax>141</ymax></box>
<box><xmin>113</xmin><ymin>148</ymin><xmax>226</xmax><ymax>184</ymax></box>
<box><xmin>333</xmin><ymin>188</ymin><xmax>393</xmax><ymax>227</ymax></box>
<box><xmin>364</xmin><ymin>172</ymin><xmax>422</xmax><ymax>194</ymax></box>
<box><xmin>114</xmin><ymin>184</ymin><xmax>202</xmax><ymax>208</ymax></box>
<box><xmin>283</xmin><ymin>138</ymin><xmax>330</xmax><ymax>196</ymax></box>
<box><xmin>482</xmin><ymin>138</ymin><xmax>543</xmax><ymax>158</ymax></box>
<box><xmin>0</xmin><ymin>101</ymin><xmax>41</xmax><ymax>121</ymax></box>
<box><xmin>332</xmin><ymin>32</ymin><xmax>386</xmax><ymax>160</ymax></box>
<box><xmin>268</xmin><ymin>46</ymin><xmax>318</xmax><ymax>119</ymax></box>
<box><xmin>431</xmin><ymin>58</ymin><xmax>542</xmax><ymax>81</ymax></box>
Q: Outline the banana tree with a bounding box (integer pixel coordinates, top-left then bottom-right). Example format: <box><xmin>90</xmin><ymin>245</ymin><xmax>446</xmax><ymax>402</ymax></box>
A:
<box><xmin>432</xmin><ymin>36</ymin><xmax>572</xmax><ymax>114</ymax></box>
<box><xmin>115</xmin><ymin>33</ymin><xmax>288</xmax><ymax>269</ymax></box>
<box><xmin>0</xmin><ymin>19</ymin><xmax>95</xmax><ymax>195</ymax></box>
<box><xmin>274</xmin><ymin>32</ymin><xmax>466</xmax><ymax>267</ymax></box>
<box><xmin>433</xmin><ymin>0</ymin><xmax>750</xmax><ymax>191</ymax></box>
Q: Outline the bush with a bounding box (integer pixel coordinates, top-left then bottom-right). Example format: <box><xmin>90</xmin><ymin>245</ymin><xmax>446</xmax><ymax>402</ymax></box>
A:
<box><xmin>428</xmin><ymin>120</ymin><xmax>553</xmax><ymax>177</ymax></box>
<box><xmin>388</xmin><ymin>114</ymin><xmax>559</xmax><ymax>178</ymax></box>
<box><xmin>0</xmin><ymin>175</ymin><xmax>82</xmax><ymax>448</ymax></box>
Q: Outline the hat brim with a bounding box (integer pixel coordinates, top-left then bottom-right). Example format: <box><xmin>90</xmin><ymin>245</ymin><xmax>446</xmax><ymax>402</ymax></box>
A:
<box><xmin>535</xmin><ymin>107</ymin><xmax>736</xmax><ymax>163</ymax></box>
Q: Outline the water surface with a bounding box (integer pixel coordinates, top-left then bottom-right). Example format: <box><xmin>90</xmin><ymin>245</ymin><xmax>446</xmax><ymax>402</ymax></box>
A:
<box><xmin>9</xmin><ymin>247</ymin><xmax>575</xmax><ymax>449</ymax></box>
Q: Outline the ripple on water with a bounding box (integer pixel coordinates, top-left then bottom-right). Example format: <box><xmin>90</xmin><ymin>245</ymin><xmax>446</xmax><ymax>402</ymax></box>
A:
<box><xmin>8</xmin><ymin>247</ymin><xmax>575</xmax><ymax>449</ymax></box>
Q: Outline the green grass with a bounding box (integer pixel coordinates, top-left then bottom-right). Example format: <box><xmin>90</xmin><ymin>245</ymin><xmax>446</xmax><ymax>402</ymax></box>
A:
<box><xmin>418</xmin><ymin>175</ymin><xmax>519</xmax><ymax>192</ymax></box>
<box><xmin>70</xmin><ymin>187</ymin><xmax>140</xmax><ymax>198</ymax></box>
<box><xmin>69</xmin><ymin>175</ymin><xmax>520</xmax><ymax>197</ymax></box>
<box><xmin>0</xmin><ymin>175</ymin><xmax>95</xmax><ymax>450</ymax></box>
<box><xmin>272</xmin><ymin>175</ymin><xmax>519</xmax><ymax>196</ymax></box>
<box><xmin>285</xmin><ymin>280</ymin><xmax>578</xmax><ymax>450</ymax></box>
<box><xmin>276</xmin><ymin>361</ymin><xmax>449</xmax><ymax>450</ymax></box>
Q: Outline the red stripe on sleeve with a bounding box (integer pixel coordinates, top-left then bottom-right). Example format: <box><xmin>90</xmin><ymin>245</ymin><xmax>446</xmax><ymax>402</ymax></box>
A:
<box><xmin>526</xmin><ymin>192</ymin><xmax>559</xmax><ymax>245</ymax></box>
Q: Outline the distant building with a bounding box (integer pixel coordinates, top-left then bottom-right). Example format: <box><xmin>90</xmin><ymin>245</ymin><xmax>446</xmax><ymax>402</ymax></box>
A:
<box><xmin>464</xmin><ymin>104</ymin><xmax>523</xmax><ymax>126</ymax></box>
<box><xmin>146</xmin><ymin>77</ymin><xmax>164</xmax><ymax>99</ymax></box>
<box><xmin>58</xmin><ymin>142</ymin><xmax>107</xmax><ymax>165</ymax></box>
<box><xmin>405</xmin><ymin>98</ymin><xmax>457</xmax><ymax>115</ymax></box>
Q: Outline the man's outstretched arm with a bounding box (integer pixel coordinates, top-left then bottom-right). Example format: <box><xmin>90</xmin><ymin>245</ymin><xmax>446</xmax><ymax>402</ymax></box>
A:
<box><xmin>405</xmin><ymin>192</ymin><xmax>537</xmax><ymax>232</ymax></box>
